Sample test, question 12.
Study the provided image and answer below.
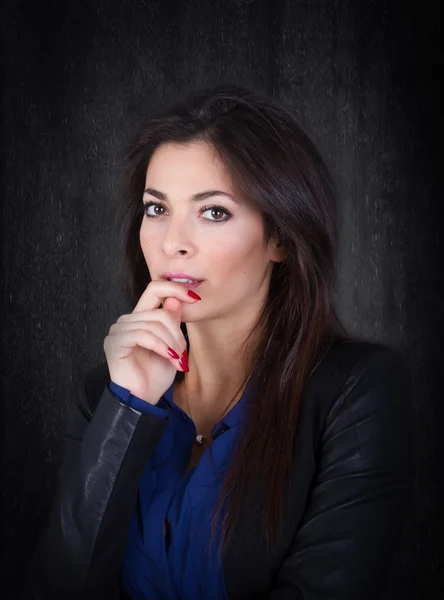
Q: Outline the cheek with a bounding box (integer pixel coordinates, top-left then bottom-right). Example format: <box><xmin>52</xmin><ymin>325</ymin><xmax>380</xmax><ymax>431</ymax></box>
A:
<box><xmin>209</xmin><ymin>238</ymin><xmax>247</xmax><ymax>270</ymax></box>
<box><xmin>139</xmin><ymin>226</ymin><xmax>155</xmax><ymax>262</ymax></box>
<box><xmin>210</xmin><ymin>237</ymin><xmax>262</xmax><ymax>282</ymax></box>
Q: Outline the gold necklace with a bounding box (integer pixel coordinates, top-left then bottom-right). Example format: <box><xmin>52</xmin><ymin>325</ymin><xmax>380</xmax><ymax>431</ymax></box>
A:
<box><xmin>184</xmin><ymin>371</ymin><xmax>236</xmax><ymax>446</ymax></box>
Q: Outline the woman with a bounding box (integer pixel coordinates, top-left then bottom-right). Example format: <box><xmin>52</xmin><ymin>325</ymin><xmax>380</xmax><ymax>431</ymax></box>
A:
<box><xmin>23</xmin><ymin>83</ymin><xmax>413</xmax><ymax>600</ymax></box>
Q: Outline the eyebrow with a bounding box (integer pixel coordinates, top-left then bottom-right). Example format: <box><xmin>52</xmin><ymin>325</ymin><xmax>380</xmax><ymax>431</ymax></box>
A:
<box><xmin>143</xmin><ymin>187</ymin><xmax>238</xmax><ymax>204</ymax></box>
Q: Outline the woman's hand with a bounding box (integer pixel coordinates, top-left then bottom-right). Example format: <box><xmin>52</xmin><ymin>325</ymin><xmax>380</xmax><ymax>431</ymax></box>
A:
<box><xmin>103</xmin><ymin>280</ymin><xmax>201</xmax><ymax>405</ymax></box>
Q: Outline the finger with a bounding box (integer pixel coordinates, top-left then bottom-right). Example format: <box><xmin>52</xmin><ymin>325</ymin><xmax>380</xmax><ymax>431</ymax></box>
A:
<box><xmin>115</xmin><ymin>309</ymin><xmax>187</xmax><ymax>347</ymax></box>
<box><xmin>110</xmin><ymin>329</ymin><xmax>185</xmax><ymax>370</ymax></box>
<box><xmin>132</xmin><ymin>280</ymin><xmax>201</xmax><ymax>323</ymax></box>
<box><xmin>109</xmin><ymin>318</ymin><xmax>185</xmax><ymax>358</ymax></box>
<box><xmin>162</xmin><ymin>296</ymin><xmax>184</xmax><ymax>326</ymax></box>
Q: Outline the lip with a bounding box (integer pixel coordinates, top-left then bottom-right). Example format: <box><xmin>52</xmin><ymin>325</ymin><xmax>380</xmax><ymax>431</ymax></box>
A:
<box><xmin>161</xmin><ymin>272</ymin><xmax>204</xmax><ymax>291</ymax></box>
<box><xmin>161</xmin><ymin>272</ymin><xmax>203</xmax><ymax>282</ymax></box>
<box><xmin>170</xmin><ymin>280</ymin><xmax>203</xmax><ymax>291</ymax></box>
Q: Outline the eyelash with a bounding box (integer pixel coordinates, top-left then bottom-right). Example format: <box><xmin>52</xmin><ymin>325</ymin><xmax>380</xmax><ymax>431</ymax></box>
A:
<box><xmin>141</xmin><ymin>201</ymin><xmax>232</xmax><ymax>224</ymax></box>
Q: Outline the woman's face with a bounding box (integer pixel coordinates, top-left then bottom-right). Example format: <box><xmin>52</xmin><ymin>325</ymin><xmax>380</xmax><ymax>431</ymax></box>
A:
<box><xmin>140</xmin><ymin>140</ymin><xmax>285</xmax><ymax>324</ymax></box>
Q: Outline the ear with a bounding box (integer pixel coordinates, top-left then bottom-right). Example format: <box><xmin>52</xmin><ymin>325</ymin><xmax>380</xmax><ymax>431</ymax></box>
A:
<box><xmin>270</xmin><ymin>239</ymin><xmax>287</xmax><ymax>263</ymax></box>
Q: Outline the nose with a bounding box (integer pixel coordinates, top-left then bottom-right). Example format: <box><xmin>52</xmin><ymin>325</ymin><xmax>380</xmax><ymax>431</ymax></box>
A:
<box><xmin>162</xmin><ymin>219</ymin><xmax>195</xmax><ymax>256</ymax></box>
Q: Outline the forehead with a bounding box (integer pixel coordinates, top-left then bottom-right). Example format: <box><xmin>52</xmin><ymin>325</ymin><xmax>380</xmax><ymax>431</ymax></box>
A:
<box><xmin>144</xmin><ymin>141</ymin><xmax>261</xmax><ymax>215</ymax></box>
<box><xmin>145</xmin><ymin>141</ymin><xmax>232</xmax><ymax>188</ymax></box>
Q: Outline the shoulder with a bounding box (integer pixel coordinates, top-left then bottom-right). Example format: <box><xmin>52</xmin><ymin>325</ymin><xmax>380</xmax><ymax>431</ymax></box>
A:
<box><xmin>304</xmin><ymin>339</ymin><xmax>412</xmax><ymax>433</ymax></box>
<box><xmin>309</xmin><ymin>338</ymin><xmax>410</xmax><ymax>394</ymax></box>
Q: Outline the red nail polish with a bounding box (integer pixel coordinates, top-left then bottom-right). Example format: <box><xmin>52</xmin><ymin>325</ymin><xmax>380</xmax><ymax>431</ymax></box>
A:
<box><xmin>180</xmin><ymin>349</ymin><xmax>189</xmax><ymax>371</ymax></box>
<box><xmin>187</xmin><ymin>290</ymin><xmax>201</xmax><ymax>300</ymax></box>
<box><xmin>167</xmin><ymin>346</ymin><xmax>180</xmax><ymax>359</ymax></box>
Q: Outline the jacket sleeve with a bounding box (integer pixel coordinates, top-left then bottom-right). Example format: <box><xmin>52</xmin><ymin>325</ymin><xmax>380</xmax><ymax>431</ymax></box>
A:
<box><xmin>22</xmin><ymin>363</ymin><xmax>170</xmax><ymax>600</ymax></box>
<box><xmin>268</xmin><ymin>346</ymin><xmax>414</xmax><ymax>600</ymax></box>
<box><xmin>108</xmin><ymin>380</ymin><xmax>170</xmax><ymax>416</ymax></box>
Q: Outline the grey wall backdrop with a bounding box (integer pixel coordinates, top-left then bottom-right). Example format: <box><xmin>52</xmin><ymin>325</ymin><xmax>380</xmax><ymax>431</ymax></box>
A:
<box><xmin>1</xmin><ymin>0</ymin><xmax>442</xmax><ymax>598</ymax></box>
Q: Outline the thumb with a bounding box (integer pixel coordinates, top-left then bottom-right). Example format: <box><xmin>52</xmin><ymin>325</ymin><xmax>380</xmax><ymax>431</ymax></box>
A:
<box><xmin>162</xmin><ymin>296</ymin><xmax>184</xmax><ymax>325</ymax></box>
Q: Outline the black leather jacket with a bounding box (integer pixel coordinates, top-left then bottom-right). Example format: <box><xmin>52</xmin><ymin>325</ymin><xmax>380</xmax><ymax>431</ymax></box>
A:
<box><xmin>23</xmin><ymin>340</ymin><xmax>413</xmax><ymax>600</ymax></box>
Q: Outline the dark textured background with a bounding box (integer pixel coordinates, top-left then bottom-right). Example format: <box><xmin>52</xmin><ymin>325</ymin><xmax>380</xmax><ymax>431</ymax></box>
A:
<box><xmin>1</xmin><ymin>0</ymin><xmax>442</xmax><ymax>598</ymax></box>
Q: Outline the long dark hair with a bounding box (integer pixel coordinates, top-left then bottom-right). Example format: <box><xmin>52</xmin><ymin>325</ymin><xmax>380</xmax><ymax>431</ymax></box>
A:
<box><xmin>115</xmin><ymin>83</ymin><xmax>353</xmax><ymax>564</ymax></box>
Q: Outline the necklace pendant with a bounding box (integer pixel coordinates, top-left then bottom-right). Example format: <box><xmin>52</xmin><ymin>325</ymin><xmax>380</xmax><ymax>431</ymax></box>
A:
<box><xmin>195</xmin><ymin>433</ymin><xmax>206</xmax><ymax>445</ymax></box>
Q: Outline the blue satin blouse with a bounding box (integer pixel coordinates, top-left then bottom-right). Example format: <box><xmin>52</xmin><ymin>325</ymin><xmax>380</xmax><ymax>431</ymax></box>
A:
<box><xmin>108</xmin><ymin>337</ymin><xmax>256</xmax><ymax>600</ymax></box>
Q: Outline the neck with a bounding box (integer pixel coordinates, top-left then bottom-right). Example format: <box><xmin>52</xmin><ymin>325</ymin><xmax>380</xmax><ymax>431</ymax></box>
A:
<box><xmin>182</xmin><ymin>332</ymin><xmax>257</xmax><ymax>408</ymax></box>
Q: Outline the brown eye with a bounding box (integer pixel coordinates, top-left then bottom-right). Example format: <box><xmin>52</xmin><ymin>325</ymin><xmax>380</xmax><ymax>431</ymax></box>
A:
<box><xmin>201</xmin><ymin>205</ymin><xmax>232</xmax><ymax>224</ymax></box>
<box><xmin>210</xmin><ymin>208</ymin><xmax>223</xmax><ymax>219</ymax></box>
<box><xmin>143</xmin><ymin>202</ymin><xmax>164</xmax><ymax>217</ymax></box>
<box><xmin>142</xmin><ymin>201</ymin><xmax>232</xmax><ymax>225</ymax></box>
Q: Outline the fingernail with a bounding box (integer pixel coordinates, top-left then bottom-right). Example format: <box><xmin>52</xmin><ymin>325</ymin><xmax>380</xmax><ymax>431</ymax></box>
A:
<box><xmin>167</xmin><ymin>346</ymin><xmax>180</xmax><ymax>359</ymax></box>
<box><xmin>179</xmin><ymin>349</ymin><xmax>189</xmax><ymax>371</ymax></box>
<box><xmin>187</xmin><ymin>290</ymin><xmax>201</xmax><ymax>300</ymax></box>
